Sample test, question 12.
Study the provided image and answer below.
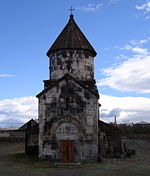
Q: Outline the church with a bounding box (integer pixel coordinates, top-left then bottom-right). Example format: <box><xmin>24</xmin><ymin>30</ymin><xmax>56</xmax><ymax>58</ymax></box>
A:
<box><xmin>25</xmin><ymin>13</ymin><xmax>122</xmax><ymax>162</ymax></box>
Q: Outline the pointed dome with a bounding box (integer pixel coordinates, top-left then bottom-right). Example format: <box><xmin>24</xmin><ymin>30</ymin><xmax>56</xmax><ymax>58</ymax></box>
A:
<box><xmin>46</xmin><ymin>15</ymin><xmax>97</xmax><ymax>57</ymax></box>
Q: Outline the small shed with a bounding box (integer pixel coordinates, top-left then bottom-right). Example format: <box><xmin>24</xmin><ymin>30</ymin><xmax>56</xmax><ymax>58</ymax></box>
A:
<box><xmin>19</xmin><ymin>119</ymin><xmax>39</xmax><ymax>156</ymax></box>
<box><xmin>25</xmin><ymin>123</ymin><xmax>39</xmax><ymax>156</ymax></box>
<box><xmin>98</xmin><ymin>120</ymin><xmax>122</xmax><ymax>157</ymax></box>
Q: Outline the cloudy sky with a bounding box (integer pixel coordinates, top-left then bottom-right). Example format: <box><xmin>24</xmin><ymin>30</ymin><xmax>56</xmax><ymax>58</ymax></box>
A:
<box><xmin>0</xmin><ymin>0</ymin><xmax>150</xmax><ymax>127</ymax></box>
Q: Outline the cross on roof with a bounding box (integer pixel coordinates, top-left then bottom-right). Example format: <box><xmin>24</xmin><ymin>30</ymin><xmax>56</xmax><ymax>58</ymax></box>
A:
<box><xmin>69</xmin><ymin>6</ymin><xmax>75</xmax><ymax>15</ymax></box>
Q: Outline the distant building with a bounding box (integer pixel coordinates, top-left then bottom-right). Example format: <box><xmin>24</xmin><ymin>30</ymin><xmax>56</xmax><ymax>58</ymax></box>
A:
<box><xmin>0</xmin><ymin>128</ymin><xmax>24</xmax><ymax>143</ymax></box>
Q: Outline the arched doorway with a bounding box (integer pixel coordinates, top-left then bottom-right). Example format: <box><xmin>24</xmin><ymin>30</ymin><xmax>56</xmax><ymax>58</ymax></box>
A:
<box><xmin>56</xmin><ymin>123</ymin><xmax>78</xmax><ymax>162</ymax></box>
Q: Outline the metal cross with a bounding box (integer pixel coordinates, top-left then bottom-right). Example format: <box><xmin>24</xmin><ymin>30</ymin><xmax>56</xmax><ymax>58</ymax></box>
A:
<box><xmin>69</xmin><ymin>6</ymin><xmax>75</xmax><ymax>15</ymax></box>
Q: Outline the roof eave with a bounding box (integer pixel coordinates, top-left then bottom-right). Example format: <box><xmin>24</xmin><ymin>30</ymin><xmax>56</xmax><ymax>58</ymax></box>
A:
<box><xmin>46</xmin><ymin>48</ymin><xmax>97</xmax><ymax>57</ymax></box>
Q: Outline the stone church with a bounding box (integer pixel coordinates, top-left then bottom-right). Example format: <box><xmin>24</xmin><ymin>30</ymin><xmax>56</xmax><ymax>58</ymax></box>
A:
<box><xmin>25</xmin><ymin>14</ymin><xmax>122</xmax><ymax>162</ymax></box>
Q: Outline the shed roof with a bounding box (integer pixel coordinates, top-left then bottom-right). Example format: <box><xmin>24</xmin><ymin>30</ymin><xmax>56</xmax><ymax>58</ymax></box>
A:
<box><xmin>98</xmin><ymin>120</ymin><xmax>121</xmax><ymax>135</ymax></box>
<box><xmin>46</xmin><ymin>15</ymin><xmax>97</xmax><ymax>57</ymax></box>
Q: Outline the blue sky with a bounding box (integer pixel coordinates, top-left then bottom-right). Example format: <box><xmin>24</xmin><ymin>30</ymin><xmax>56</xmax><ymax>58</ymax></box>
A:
<box><xmin>0</xmin><ymin>0</ymin><xmax>150</xmax><ymax>127</ymax></box>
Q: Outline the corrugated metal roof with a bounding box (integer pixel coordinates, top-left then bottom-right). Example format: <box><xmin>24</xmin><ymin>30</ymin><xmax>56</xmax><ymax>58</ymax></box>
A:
<box><xmin>46</xmin><ymin>15</ymin><xmax>97</xmax><ymax>57</ymax></box>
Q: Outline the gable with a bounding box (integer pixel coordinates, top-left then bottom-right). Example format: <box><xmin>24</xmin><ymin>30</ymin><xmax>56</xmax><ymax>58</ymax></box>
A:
<box><xmin>19</xmin><ymin>119</ymin><xmax>38</xmax><ymax>130</ymax></box>
<box><xmin>36</xmin><ymin>74</ymin><xmax>99</xmax><ymax>99</ymax></box>
<box><xmin>37</xmin><ymin>74</ymin><xmax>99</xmax><ymax>125</ymax></box>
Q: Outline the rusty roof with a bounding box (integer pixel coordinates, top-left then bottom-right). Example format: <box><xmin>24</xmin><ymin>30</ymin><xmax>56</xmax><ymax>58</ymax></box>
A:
<box><xmin>46</xmin><ymin>15</ymin><xmax>97</xmax><ymax>57</ymax></box>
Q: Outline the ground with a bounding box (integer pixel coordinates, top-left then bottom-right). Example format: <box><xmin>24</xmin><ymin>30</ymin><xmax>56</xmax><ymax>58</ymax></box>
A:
<box><xmin>0</xmin><ymin>139</ymin><xmax>149</xmax><ymax>176</ymax></box>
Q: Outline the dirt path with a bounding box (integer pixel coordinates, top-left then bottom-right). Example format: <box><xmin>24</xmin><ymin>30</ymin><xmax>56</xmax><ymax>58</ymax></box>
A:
<box><xmin>0</xmin><ymin>140</ymin><xmax>149</xmax><ymax>176</ymax></box>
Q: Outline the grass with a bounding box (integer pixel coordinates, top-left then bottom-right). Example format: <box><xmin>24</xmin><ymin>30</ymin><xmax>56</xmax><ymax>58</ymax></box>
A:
<box><xmin>0</xmin><ymin>139</ymin><xmax>149</xmax><ymax>176</ymax></box>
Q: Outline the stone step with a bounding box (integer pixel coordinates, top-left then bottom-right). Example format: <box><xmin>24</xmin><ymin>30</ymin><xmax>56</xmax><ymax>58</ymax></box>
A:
<box><xmin>53</xmin><ymin>162</ymin><xmax>83</xmax><ymax>166</ymax></box>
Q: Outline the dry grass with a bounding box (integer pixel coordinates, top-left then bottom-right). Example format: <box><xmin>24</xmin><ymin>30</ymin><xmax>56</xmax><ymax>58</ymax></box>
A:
<box><xmin>0</xmin><ymin>139</ymin><xmax>149</xmax><ymax>176</ymax></box>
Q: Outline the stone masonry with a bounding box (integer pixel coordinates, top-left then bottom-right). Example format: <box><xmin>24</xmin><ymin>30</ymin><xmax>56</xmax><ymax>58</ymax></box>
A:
<box><xmin>36</xmin><ymin>14</ymin><xmax>99</xmax><ymax>162</ymax></box>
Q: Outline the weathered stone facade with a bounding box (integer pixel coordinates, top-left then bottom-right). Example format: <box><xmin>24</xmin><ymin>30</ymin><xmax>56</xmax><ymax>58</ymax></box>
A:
<box><xmin>37</xmin><ymin>74</ymin><xmax>99</xmax><ymax>162</ymax></box>
<box><xmin>49</xmin><ymin>50</ymin><xmax>94</xmax><ymax>80</ymax></box>
<box><xmin>37</xmin><ymin>15</ymin><xmax>99</xmax><ymax>162</ymax></box>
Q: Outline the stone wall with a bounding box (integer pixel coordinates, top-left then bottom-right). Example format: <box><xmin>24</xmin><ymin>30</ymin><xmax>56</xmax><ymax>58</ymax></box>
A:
<box><xmin>38</xmin><ymin>76</ymin><xmax>99</xmax><ymax>162</ymax></box>
<box><xmin>0</xmin><ymin>130</ymin><xmax>25</xmax><ymax>143</ymax></box>
<box><xmin>49</xmin><ymin>50</ymin><xmax>94</xmax><ymax>81</ymax></box>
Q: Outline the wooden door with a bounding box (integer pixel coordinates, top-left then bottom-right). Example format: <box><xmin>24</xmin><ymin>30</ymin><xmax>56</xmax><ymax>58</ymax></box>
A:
<box><xmin>61</xmin><ymin>140</ymin><xmax>75</xmax><ymax>162</ymax></box>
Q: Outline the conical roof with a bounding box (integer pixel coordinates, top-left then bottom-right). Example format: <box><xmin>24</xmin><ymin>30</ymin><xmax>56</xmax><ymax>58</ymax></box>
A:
<box><xmin>46</xmin><ymin>15</ymin><xmax>97</xmax><ymax>57</ymax></box>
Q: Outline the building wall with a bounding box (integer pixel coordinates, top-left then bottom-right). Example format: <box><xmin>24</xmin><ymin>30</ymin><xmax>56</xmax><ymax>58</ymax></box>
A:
<box><xmin>0</xmin><ymin>130</ymin><xmax>25</xmax><ymax>143</ymax></box>
<box><xmin>98</xmin><ymin>121</ymin><xmax>122</xmax><ymax>157</ymax></box>
<box><xmin>25</xmin><ymin>124</ymin><xmax>39</xmax><ymax>155</ymax></box>
<box><xmin>38</xmin><ymin>77</ymin><xmax>99</xmax><ymax>162</ymax></box>
<box><xmin>49</xmin><ymin>50</ymin><xmax>94</xmax><ymax>81</ymax></box>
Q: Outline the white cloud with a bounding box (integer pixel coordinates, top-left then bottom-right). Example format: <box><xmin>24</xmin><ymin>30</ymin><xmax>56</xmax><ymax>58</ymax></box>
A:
<box><xmin>136</xmin><ymin>1</ymin><xmax>150</xmax><ymax>12</ymax></box>
<box><xmin>98</xmin><ymin>37</ymin><xmax>150</xmax><ymax>93</ymax></box>
<box><xmin>76</xmin><ymin>4</ymin><xmax>102</xmax><ymax>12</ymax></box>
<box><xmin>0</xmin><ymin>96</ymin><xmax>38</xmax><ymax>128</ymax></box>
<box><xmin>115</xmin><ymin>54</ymin><xmax>128</xmax><ymax>60</ymax></box>
<box><xmin>98</xmin><ymin>55</ymin><xmax>150</xmax><ymax>93</ymax></box>
<box><xmin>100</xmin><ymin>94</ymin><xmax>150</xmax><ymax>123</ymax></box>
<box><xmin>0</xmin><ymin>95</ymin><xmax>149</xmax><ymax>127</ymax></box>
<box><xmin>121</xmin><ymin>45</ymin><xmax>149</xmax><ymax>55</ymax></box>
<box><xmin>108</xmin><ymin>0</ymin><xmax>120</xmax><ymax>5</ymax></box>
<box><xmin>76</xmin><ymin>1</ymin><xmax>120</xmax><ymax>13</ymax></box>
<box><xmin>135</xmin><ymin>1</ymin><xmax>150</xmax><ymax>19</ymax></box>
<box><xmin>0</xmin><ymin>74</ymin><xmax>14</xmax><ymax>78</ymax></box>
<box><xmin>130</xmin><ymin>39</ymin><xmax>148</xmax><ymax>45</ymax></box>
